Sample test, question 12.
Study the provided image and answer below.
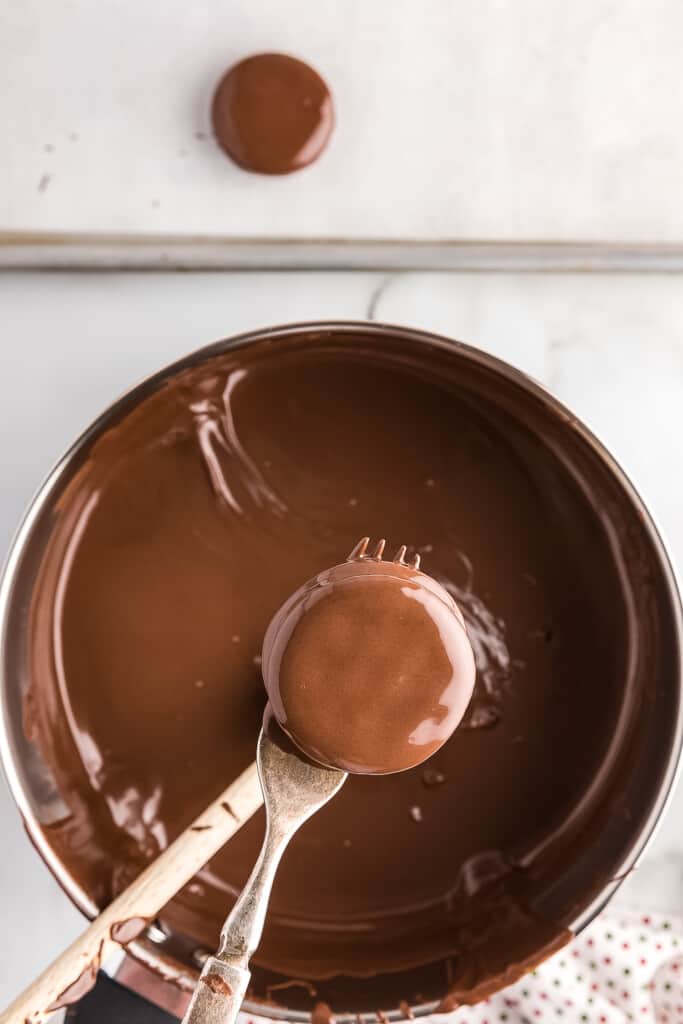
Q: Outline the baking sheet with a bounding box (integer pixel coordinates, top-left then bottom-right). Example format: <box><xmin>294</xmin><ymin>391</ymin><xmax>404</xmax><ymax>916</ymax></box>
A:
<box><xmin>2</xmin><ymin>0</ymin><xmax>683</xmax><ymax>259</ymax></box>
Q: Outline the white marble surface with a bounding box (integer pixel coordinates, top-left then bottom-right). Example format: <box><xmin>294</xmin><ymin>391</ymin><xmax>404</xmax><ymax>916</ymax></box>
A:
<box><xmin>3</xmin><ymin>0</ymin><xmax>683</xmax><ymax>242</ymax></box>
<box><xmin>3</xmin><ymin>270</ymin><xmax>683</xmax><ymax>1009</ymax></box>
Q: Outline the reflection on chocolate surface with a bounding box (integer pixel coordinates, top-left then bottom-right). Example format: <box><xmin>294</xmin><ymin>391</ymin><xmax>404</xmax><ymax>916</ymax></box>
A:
<box><xmin>25</xmin><ymin>326</ymin><xmax>676</xmax><ymax>1012</ymax></box>
<box><xmin>211</xmin><ymin>53</ymin><xmax>333</xmax><ymax>175</ymax></box>
<box><xmin>262</xmin><ymin>540</ymin><xmax>476</xmax><ymax>773</ymax></box>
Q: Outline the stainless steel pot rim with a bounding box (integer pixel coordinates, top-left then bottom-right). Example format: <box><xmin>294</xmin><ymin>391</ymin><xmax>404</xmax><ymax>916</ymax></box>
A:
<box><xmin>1</xmin><ymin>319</ymin><xmax>682</xmax><ymax>1023</ymax></box>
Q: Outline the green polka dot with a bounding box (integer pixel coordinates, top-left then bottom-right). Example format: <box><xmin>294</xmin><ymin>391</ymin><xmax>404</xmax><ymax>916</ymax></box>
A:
<box><xmin>559</xmin><ymin>960</ymin><xmax>566</xmax><ymax>968</ymax></box>
<box><xmin>581</xmin><ymin>1015</ymin><xmax>589</xmax><ymax>1022</ymax></box>
<box><xmin>588</xmin><ymin>997</ymin><xmax>594</xmax><ymax>1004</ymax></box>
<box><xmin>665</xmin><ymin>982</ymin><xmax>672</xmax><ymax>991</ymax></box>
<box><xmin>673</xmin><ymin>938</ymin><xmax>679</xmax><ymax>947</ymax></box>
<box><xmin>663</xmin><ymin>921</ymin><xmax>672</xmax><ymax>930</ymax></box>
<box><xmin>607</xmin><ymin>980</ymin><xmax>615</xmax><ymax>988</ymax></box>
<box><xmin>553</xmin><ymin>979</ymin><xmax>560</xmax><ymax>987</ymax></box>
<box><xmin>500</xmin><ymin>1015</ymin><xmax>508</xmax><ymax>1022</ymax></box>
<box><xmin>624</xmin><ymin>968</ymin><xmax>632</xmax><ymax>975</ymax></box>
<box><xmin>576</xmin><ymin>974</ymin><xmax>584</xmax><ymax>982</ymax></box>
<box><xmin>606</xmin><ymin>932</ymin><xmax>614</xmax><ymax>940</ymax></box>
<box><xmin>589</xmin><ymin>961</ymin><xmax>598</xmax><ymax>970</ymax></box>
<box><xmin>522</xmin><ymin>989</ymin><xmax>530</xmax><ymax>998</ymax></box>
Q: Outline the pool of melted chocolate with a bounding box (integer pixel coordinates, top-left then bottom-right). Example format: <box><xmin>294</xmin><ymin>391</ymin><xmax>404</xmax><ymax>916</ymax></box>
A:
<box><xmin>20</xmin><ymin>325</ymin><xmax>681</xmax><ymax>1013</ymax></box>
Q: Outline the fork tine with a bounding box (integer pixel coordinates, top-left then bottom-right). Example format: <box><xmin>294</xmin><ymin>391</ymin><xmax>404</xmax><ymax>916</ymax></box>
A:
<box><xmin>373</xmin><ymin>538</ymin><xmax>386</xmax><ymax>559</ymax></box>
<box><xmin>393</xmin><ymin>545</ymin><xmax>407</xmax><ymax>564</ymax></box>
<box><xmin>411</xmin><ymin>552</ymin><xmax>421</xmax><ymax>570</ymax></box>
<box><xmin>347</xmin><ymin>536</ymin><xmax>370</xmax><ymax>561</ymax></box>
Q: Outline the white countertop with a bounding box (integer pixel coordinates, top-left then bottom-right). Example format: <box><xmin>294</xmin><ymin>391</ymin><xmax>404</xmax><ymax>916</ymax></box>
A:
<box><xmin>2</xmin><ymin>268</ymin><xmax>683</xmax><ymax>1009</ymax></box>
<box><xmin>5</xmin><ymin>0</ymin><xmax>683</xmax><ymax>1013</ymax></box>
<box><xmin>3</xmin><ymin>0</ymin><xmax>683</xmax><ymax>243</ymax></box>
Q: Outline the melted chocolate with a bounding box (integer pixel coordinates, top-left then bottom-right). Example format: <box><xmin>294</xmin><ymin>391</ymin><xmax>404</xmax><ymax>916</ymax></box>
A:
<box><xmin>25</xmin><ymin>327</ymin><xmax>673</xmax><ymax>1012</ymax></box>
<box><xmin>110</xmin><ymin>915</ymin><xmax>149</xmax><ymax>945</ymax></box>
<box><xmin>263</xmin><ymin>542</ymin><xmax>476</xmax><ymax>773</ymax></box>
<box><xmin>211</xmin><ymin>53</ymin><xmax>333</xmax><ymax>174</ymax></box>
<box><xmin>46</xmin><ymin>941</ymin><xmax>102</xmax><ymax>1011</ymax></box>
<box><xmin>202</xmin><ymin>974</ymin><xmax>233</xmax><ymax>997</ymax></box>
<box><xmin>311</xmin><ymin>1002</ymin><xmax>335</xmax><ymax>1024</ymax></box>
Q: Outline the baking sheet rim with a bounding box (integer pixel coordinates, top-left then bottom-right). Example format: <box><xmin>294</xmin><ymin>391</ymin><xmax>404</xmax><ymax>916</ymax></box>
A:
<box><xmin>3</xmin><ymin>233</ymin><xmax>683</xmax><ymax>271</ymax></box>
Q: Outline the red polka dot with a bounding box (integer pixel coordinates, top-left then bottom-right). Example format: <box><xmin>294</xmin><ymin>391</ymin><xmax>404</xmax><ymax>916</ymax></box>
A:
<box><xmin>604</xmin><ymin>956</ymin><xmax>613</xmax><ymax>965</ymax></box>
<box><xmin>591</xmin><ymin>983</ymin><xmax>599</xmax><ymax>991</ymax></box>
<box><xmin>622</xmin><ymin>942</ymin><xmax>630</xmax><ymax>949</ymax></box>
<box><xmin>643</xmin><ymin>916</ymin><xmax>652</xmax><ymax>925</ymax></box>
<box><xmin>540</xmin><ymin>993</ymin><xmax>548</xmax><ymax>1000</ymax></box>
<box><xmin>623</xmin><ymin>991</ymin><xmax>630</xmax><ymax>999</ymax></box>
<box><xmin>587</xmin><ymin>938</ymin><xmax>594</xmax><ymax>946</ymax></box>
<box><xmin>641</xmin><ymin>958</ymin><xmax>649</xmax><ymax>966</ymax></box>
<box><xmin>572</xmin><ymin>949</ymin><xmax>580</xmax><ymax>958</ymax></box>
<box><xmin>657</xmin><ymin>943</ymin><xmax>664</xmax><ymax>951</ymax></box>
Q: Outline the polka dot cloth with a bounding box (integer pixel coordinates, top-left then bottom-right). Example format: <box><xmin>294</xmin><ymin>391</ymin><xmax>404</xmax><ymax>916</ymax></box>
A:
<box><xmin>432</xmin><ymin>910</ymin><xmax>683</xmax><ymax>1023</ymax></box>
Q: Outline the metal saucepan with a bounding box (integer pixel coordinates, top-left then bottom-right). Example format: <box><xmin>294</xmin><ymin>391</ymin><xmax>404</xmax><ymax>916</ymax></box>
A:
<box><xmin>1</xmin><ymin>322</ymin><xmax>682</xmax><ymax>1020</ymax></box>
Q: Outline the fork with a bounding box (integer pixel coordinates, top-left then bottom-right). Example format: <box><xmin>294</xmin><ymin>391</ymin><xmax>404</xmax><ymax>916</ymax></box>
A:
<box><xmin>181</xmin><ymin>721</ymin><xmax>347</xmax><ymax>1024</ymax></box>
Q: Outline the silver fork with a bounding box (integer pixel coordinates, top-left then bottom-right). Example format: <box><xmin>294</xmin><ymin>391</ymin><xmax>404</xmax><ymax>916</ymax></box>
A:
<box><xmin>182</xmin><ymin>725</ymin><xmax>347</xmax><ymax>1024</ymax></box>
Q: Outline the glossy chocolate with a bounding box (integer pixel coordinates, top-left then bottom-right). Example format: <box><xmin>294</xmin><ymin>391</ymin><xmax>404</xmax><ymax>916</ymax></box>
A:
<box><xmin>110</xmin><ymin>916</ymin><xmax>150</xmax><ymax>945</ymax></box>
<box><xmin>24</xmin><ymin>327</ymin><xmax>677</xmax><ymax>1013</ymax></box>
<box><xmin>46</xmin><ymin>948</ymin><xmax>101</xmax><ymax>1011</ymax></box>
<box><xmin>211</xmin><ymin>53</ymin><xmax>333</xmax><ymax>174</ymax></box>
<box><xmin>262</xmin><ymin>540</ymin><xmax>476</xmax><ymax>773</ymax></box>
